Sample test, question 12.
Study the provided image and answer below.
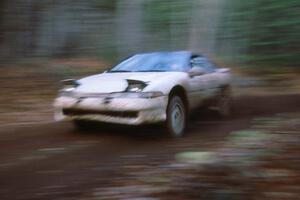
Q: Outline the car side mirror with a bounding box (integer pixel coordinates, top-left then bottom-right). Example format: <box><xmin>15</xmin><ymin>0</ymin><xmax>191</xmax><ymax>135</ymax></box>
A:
<box><xmin>188</xmin><ymin>67</ymin><xmax>205</xmax><ymax>77</ymax></box>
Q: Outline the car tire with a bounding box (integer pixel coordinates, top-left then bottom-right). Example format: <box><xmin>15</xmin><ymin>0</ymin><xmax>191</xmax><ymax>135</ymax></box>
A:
<box><xmin>216</xmin><ymin>86</ymin><xmax>232</xmax><ymax>118</ymax></box>
<box><xmin>165</xmin><ymin>95</ymin><xmax>186</xmax><ymax>138</ymax></box>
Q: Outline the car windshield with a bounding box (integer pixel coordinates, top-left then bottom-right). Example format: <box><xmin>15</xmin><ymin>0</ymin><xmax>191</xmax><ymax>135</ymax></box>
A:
<box><xmin>109</xmin><ymin>52</ymin><xmax>190</xmax><ymax>72</ymax></box>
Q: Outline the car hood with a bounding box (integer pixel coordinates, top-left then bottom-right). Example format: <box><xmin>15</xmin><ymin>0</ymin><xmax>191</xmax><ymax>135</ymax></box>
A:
<box><xmin>76</xmin><ymin>72</ymin><xmax>180</xmax><ymax>93</ymax></box>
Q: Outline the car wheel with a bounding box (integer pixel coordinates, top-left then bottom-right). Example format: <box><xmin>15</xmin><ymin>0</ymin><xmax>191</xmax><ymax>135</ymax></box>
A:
<box><xmin>166</xmin><ymin>95</ymin><xmax>186</xmax><ymax>138</ymax></box>
<box><xmin>217</xmin><ymin>86</ymin><xmax>232</xmax><ymax>117</ymax></box>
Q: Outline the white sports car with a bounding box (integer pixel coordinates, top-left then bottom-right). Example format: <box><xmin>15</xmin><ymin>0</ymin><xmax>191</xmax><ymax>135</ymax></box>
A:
<box><xmin>54</xmin><ymin>51</ymin><xmax>232</xmax><ymax>137</ymax></box>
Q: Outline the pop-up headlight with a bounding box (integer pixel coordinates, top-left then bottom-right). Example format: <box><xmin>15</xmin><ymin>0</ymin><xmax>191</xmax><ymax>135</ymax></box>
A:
<box><xmin>125</xmin><ymin>79</ymin><xmax>148</xmax><ymax>92</ymax></box>
<box><xmin>59</xmin><ymin>79</ymin><xmax>80</xmax><ymax>96</ymax></box>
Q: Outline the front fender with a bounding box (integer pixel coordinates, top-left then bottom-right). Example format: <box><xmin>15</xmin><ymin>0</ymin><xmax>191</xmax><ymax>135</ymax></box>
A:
<box><xmin>143</xmin><ymin>72</ymin><xmax>190</xmax><ymax>95</ymax></box>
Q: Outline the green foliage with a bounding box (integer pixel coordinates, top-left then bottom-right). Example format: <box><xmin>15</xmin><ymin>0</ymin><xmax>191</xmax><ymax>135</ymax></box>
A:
<box><xmin>218</xmin><ymin>0</ymin><xmax>300</xmax><ymax>67</ymax></box>
<box><xmin>90</xmin><ymin>0</ymin><xmax>118</xmax><ymax>11</ymax></box>
<box><xmin>1</xmin><ymin>0</ymin><xmax>299</xmax><ymax>69</ymax></box>
<box><xmin>142</xmin><ymin>0</ymin><xmax>193</xmax><ymax>50</ymax></box>
<box><xmin>143</xmin><ymin>0</ymin><xmax>192</xmax><ymax>32</ymax></box>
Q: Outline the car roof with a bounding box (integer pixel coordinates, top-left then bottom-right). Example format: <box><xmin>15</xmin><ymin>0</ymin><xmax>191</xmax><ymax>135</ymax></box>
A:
<box><xmin>135</xmin><ymin>50</ymin><xmax>190</xmax><ymax>55</ymax></box>
<box><xmin>134</xmin><ymin>51</ymin><xmax>204</xmax><ymax>57</ymax></box>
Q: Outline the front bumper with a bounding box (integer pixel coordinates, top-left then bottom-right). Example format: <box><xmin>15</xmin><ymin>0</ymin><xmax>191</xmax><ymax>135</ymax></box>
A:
<box><xmin>54</xmin><ymin>96</ymin><xmax>168</xmax><ymax>125</ymax></box>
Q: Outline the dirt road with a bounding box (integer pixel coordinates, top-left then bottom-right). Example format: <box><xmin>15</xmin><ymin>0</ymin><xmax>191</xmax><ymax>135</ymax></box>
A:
<box><xmin>0</xmin><ymin>94</ymin><xmax>300</xmax><ymax>200</ymax></box>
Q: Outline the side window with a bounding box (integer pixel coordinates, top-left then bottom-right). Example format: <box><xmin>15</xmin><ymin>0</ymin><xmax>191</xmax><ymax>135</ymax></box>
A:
<box><xmin>191</xmin><ymin>56</ymin><xmax>215</xmax><ymax>73</ymax></box>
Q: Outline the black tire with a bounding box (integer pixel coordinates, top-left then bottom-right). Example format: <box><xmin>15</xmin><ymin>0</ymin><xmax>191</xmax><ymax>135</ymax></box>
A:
<box><xmin>216</xmin><ymin>86</ymin><xmax>232</xmax><ymax>118</ymax></box>
<box><xmin>165</xmin><ymin>95</ymin><xmax>187</xmax><ymax>138</ymax></box>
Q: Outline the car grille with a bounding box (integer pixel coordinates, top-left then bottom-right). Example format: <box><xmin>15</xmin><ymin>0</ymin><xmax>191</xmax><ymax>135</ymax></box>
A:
<box><xmin>62</xmin><ymin>108</ymin><xmax>138</xmax><ymax>118</ymax></box>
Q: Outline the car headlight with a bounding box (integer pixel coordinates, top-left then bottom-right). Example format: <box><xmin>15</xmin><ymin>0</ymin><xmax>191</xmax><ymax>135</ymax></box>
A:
<box><xmin>126</xmin><ymin>79</ymin><xmax>147</xmax><ymax>92</ymax></box>
<box><xmin>59</xmin><ymin>79</ymin><xmax>80</xmax><ymax>97</ymax></box>
<box><xmin>124</xmin><ymin>79</ymin><xmax>163</xmax><ymax>97</ymax></box>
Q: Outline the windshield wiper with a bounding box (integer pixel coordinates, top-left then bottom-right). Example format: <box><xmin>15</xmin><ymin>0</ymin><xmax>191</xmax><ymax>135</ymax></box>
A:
<box><xmin>108</xmin><ymin>70</ymin><xmax>168</xmax><ymax>73</ymax></box>
<box><xmin>108</xmin><ymin>70</ymin><xmax>132</xmax><ymax>73</ymax></box>
<box><xmin>137</xmin><ymin>70</ymin><xmax>167</xmax><ymax>72</ymax></box>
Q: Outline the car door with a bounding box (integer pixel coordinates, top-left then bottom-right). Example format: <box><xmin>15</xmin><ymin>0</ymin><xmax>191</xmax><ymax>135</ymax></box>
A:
<box><xmin>188</xmin><ymin>56</ymin><xmax>219</xmax><ymax>108</ymax></box>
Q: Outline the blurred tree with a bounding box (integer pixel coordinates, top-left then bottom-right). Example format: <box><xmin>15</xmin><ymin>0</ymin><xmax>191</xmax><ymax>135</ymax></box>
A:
<box><xmin>0</xmin><ymin>0</ymin><xmax>299</xmax><ymax>68</ymax></box>
<box><xmin>188</xmin><ymin>0</ymin><xmax>225</xmax><ymax>56</ymax></box>
<box><xmin>90</xmin><ymin>0</ymin><xmax>118</xmax><ymax>11</ymax></box>
<box><xmin>115</xmin><ymin>0</ymin><xmax>144</xmax><ymax>58</ymax></box>
<box><xmin>143</xmin><ymin>0</ymin><xmax>192</xmax><ymax>50</ymax></box>
<box><xmin>218</xmin><ymin>0</ymin><xmax>300</xmax><ymax>67</ymax></box>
